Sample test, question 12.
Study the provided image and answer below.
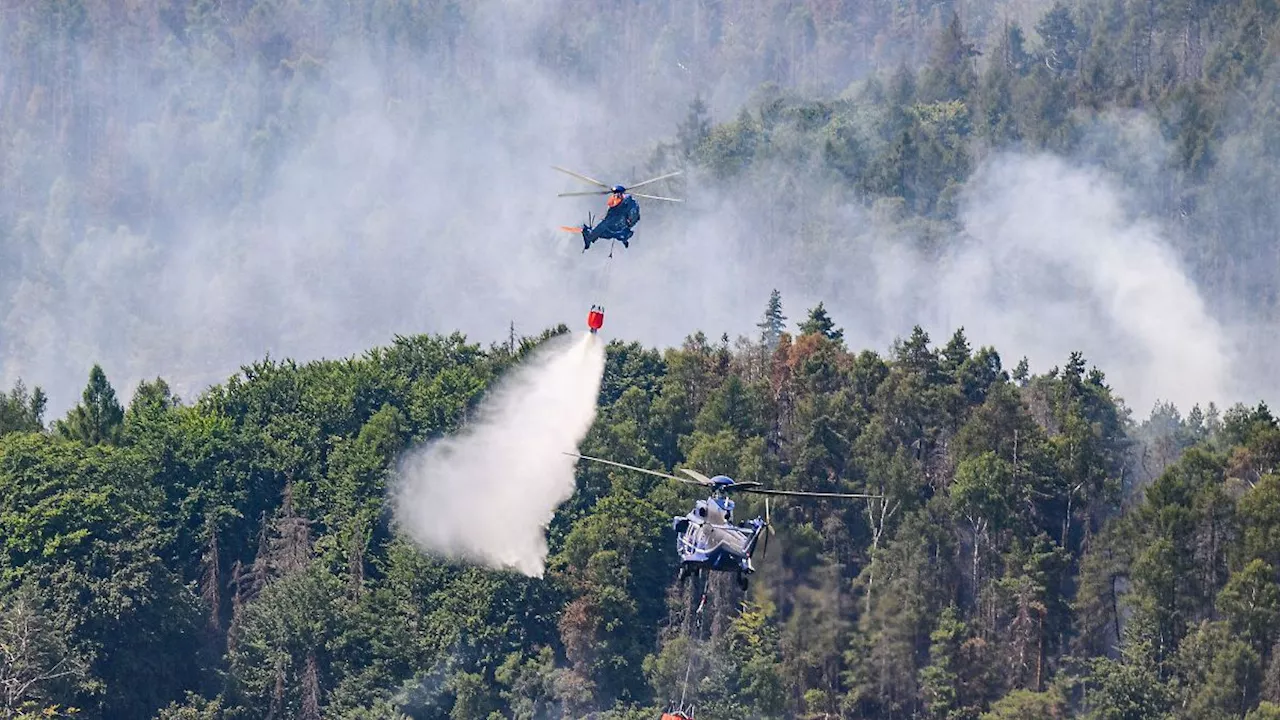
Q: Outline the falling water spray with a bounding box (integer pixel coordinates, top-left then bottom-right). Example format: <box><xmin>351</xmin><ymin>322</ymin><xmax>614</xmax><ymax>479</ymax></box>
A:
<box><xmin>390</xmin><ymin>331</ymin><xmax>606</xmax><ymax>576</ymax></box>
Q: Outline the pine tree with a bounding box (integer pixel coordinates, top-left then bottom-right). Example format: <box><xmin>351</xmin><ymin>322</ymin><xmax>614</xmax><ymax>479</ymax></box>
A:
<box><xmin>941</xmin><ymin>327</ymin><xmax>972</xmax><ymax>374</ymax></box>
<box><xmin>798</xmin><ymin>302</ymin><xmax>843</xmax><ymax>342</ymax></box>
<box><xmin>0</xmin><ymin>380</ymin><xmax>46</xmax><ymax>435</ymax></box>
<box><xmin>1037</xmin><ymin>1</ymin><xmax>1081</xmax><ymax>75</ymax></box>
<box><xmin>53</xmin><ymin>364</ymin><xmax>124</xmax><ymax>446</ymax></box>
<box><xmin>677</xmin><ymin>93</ymin><xmax>712</xmax><ymax>159</ymax></box>
<box><xmin>919</xmin><ymin>10</ymin><xmax>980</xmax><ymax>102</ymax></box>
<box><xmin>1013</xmin><ymin>357</ymin><xmax>1031</xmax><ymax>385</ymax></box>
<box><xmin>757</xmin><ymin>289</ymin><xmax>787</xmax><ymax>349</ymax></box>
<box><xmin>977</xmin><ymin>22</ymin><xmax>1028</xmax><ymax>144</ymax></box>
<box><xmin>895</xmin><ymin>326</ymin><xmax>938</xmax><ymax>378</ymax></box>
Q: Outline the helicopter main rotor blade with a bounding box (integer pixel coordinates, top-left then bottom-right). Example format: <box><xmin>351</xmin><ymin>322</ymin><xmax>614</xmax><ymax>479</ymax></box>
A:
<box><xmin>631</xmin><ymin>192</ymin><xmax>684</xmax><ymax>203</ymax></box>
<box><xmin>623</xmin><ymin>170</ymin><xmax>682</xmax><ymax>190</ymax></box>
<box><xmin>557</xmin><ymin>190</ymin><xmax>612</xmax><ymax>197</ymax></box>
<box><xmin>741</xmin><ymin>487</ymin><xmax>883</xmax><ymax>499</ymax></box>
<box><xmin>715</xmin><ymin>481</ymin><xmax>767</xmax><ymax>491</ymax></box>
<box><xmin>678</xmin><ymin>468</ymin><xmax>713</xmax><ymax>485</ymax></box>
<box><xmin>563</xmin><ymin>452</ymin><xmax>704</xmax><ymax>485</ymax></box>
<box><xmin>552</xmin><ymin>166</ymin><xmax>612</xmax><ymax>189</ymax></box>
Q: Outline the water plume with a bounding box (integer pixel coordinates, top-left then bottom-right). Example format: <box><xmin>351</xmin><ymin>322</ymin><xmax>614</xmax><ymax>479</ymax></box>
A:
<box><xmin>391</xmin><ymin>332</ymin><xmax>606</xmax><ymax>576</ymax></box>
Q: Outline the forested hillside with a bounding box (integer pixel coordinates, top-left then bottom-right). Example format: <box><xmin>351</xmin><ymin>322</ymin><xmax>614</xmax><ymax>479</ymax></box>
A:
<box><xmin>5</xmin><ymin>0</ymin><xmax>1280</xmax><ymax>718</ymax></box>
<box><xmin>2</xmin><ymin>308</ymin><xmax>1278</xmax><ymax>719</ymax></box>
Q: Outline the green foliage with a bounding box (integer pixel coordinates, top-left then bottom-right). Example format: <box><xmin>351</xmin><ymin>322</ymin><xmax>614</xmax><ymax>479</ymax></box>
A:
<box><xmin>1</xmin><ymin>0</ymin><xmax>1280</xmax><ymax>711</ymax></box>
<box><xmin>757</xmin><ymin>289</ymin><xmax>787</xmax><ymax>350</ymax></box>
<box><xmin>0</xmin><ymin>432</ymin><xmax>201</xmax><ymax>718</ymax></box>
<box><xmin>980</xmin><ymin>687</ymin><xmax>1066</xmax><ymax>719</ymax></box>
<box><xmin>919</xmin><ymin>12</ymin><xmax>980</xmax><ymax>103</ymax></box>
<box><xmin>1248</xmin><ymin>702</ymin><xmax>1280</xmax><ymax>720</ymax></box>
<box><xmin>1083</xmin><ymin>613</ymin><xmax>1173</xmax><ymax>719</ymax></box>
<box><xmin>676</xmin><ymin>95</ymin><xmax>713</xmax><ymax>160</ymax></box>
<box><xmin>0</xmin><ymin>582</ymin><xmax>86</xmax><ymax>716</ymax></box>
<box><xmin>918</xmin><ymin>605</ymin><xmax>967</xmax><ymax>718</ymax></box>
<box><xmin>797</xmin><ymin>302</ymin><xmax>843</xmax><ymax>343</ymax></box>
<box><xmin>1</xmin><ymin>305</ymin><xmax>1277</xmax><ymax>717</ymax></box>
<box><xmin>0</xmin><ymin>380</ymin><xmax>46</xmax><ymax>436</ymax></box>
<box><xmin>153</xmin><ymin>693</ymin><xmax>243</xmax><ymax>719</ymax></box>
<box><xmin>1218</xmin><ymin>559</ymin><xmax>1280</xmax><ymax>654</ymax></box>
<box><xmin>52</xmin><ymin>366</ymin><xmax>123</xmax><ymax>446</ymax></box>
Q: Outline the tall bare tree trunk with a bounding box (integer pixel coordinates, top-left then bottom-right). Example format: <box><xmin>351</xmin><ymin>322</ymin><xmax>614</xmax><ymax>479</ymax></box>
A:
<box><xmin>201</xmin><ymin>520</ymin><xmax>223</xmax><ymax>629</ymax></box>
<box><xmin>865</xmin><ymin>494</ymin><xmax>900</xmax><ymax>614</ymax></box>
<box><xmin>299</xmin><ymin>651</ymin><xmax>321</xmax><ymax>720</ymax></box>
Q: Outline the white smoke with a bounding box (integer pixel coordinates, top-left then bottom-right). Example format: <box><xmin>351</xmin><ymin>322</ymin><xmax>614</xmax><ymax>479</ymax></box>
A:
<box><xmin>909</xmin><ymin>152</ymin><xmax>1232</xmax><ymax>413</ymax></box>
<box><xmin>952</xmin><ymin>151</ymin><xmax>1228</xmax><ymax>412</ymax></box>
<box><xmin>608</xmin><ymin>150</ymin><xmax>1236</xmax><ymax>415</ymax></box>
<box><xmin>391</xmin><ymin>331</ymin><xmax>606</xmax><ymax>576</ymax></box>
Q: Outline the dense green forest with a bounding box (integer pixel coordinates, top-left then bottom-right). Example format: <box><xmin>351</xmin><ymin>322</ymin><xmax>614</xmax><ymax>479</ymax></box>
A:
<box><xmin>5</xmin><ymin>0</ymin><xmax>1280</xmax><ymax>718</ymax></box>
<box><xmin>4</xmin><ymin>308</ymin><xmax>1280</xmax><ymax>720</ymax></box>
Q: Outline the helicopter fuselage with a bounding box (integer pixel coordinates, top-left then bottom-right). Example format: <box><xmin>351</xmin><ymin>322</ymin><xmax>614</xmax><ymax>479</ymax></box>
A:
<box><xmin>585</xmin><ymin>194</ymin><xmax>640</xmax><ymax>245</ymax></box>
<box><xmin>672</xmin><ymin>494</ymin><xmax>765</xmax><ymax>579</ymax></box>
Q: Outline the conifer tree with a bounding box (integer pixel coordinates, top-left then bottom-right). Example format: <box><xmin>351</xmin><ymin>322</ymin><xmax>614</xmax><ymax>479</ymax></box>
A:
<box><xmin>798</xmin><ymin>302</ymin><xmax>843</xmax><ymax>342</ymax></box>
<box><xmin>977</xmin><ymin>22</ymin><xmax>1028</xmax><ymax>143</ymax></box>
<box><xmin>758</xmin><ymin>289</ymin><xmax>787</xmax><ymax>349</ymax></box>
<box><xmin>678</xmin><ymin>93</ymin><xmax>712</xmax><ymax>158</ymax></box>
<box><xmin>919</xmin><ymin>10</ymin><xmax>980</xmax><ymax>102</ymax></box>
<box><xmin>0</xmin><ymin>380</ymin><xmax>46</xmax><ymax>435</ymax></box>
<box><xmin>53</xmin><ymin>364</ymin><xmax>124</xmax><ymax>446</ymax></box>
<box><xmin>1037</xmin><ymin>1</ymin><xmax>1081</xmax><ymax>75</ymax></box>
<box><xmin>1013</xmin><ymin>357</ymin><xmax>1031</xmax><ymax>385</ymax></box>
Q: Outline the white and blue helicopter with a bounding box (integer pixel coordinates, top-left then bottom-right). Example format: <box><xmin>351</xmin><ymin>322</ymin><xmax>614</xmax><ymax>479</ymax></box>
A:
<box><xmin>565</xmin><ymin>453</ymin><xmax>878</xmax><ymax>590</ymax></box>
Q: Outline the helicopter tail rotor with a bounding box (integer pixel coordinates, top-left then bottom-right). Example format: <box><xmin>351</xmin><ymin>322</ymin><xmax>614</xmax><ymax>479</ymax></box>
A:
<box><xmin>758</xmin><ymin>497</ymin><xmax>775</xmax><ymax>559</ymax></box>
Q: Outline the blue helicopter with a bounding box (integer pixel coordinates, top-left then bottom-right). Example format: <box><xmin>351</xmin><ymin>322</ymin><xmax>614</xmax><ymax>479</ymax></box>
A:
<box><xmin>553</xmin><ymin>166</ymin><xmax>683</xmax><ymax>252</ymax></box>
<box><xmin>565</xmin><ymin>453</ymin><xmax>877</xmax><ymax>590</ymax></box>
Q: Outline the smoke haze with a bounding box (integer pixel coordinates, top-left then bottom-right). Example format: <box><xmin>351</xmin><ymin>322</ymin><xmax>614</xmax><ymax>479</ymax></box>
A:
<box><xmin>391</xmin><ymin>332</ymin><xmax>606</xmax><ymax>576</ymax></box>
<box><xmin>0</xmin><ymin>0</ymin><xmax>1274</xmax><ymax>425</ymax></box>
<box><xmin>888</xmin><ymin>151</ymin><xmax>1232</xmax><ymax>415</ymax></box>
<box><xmin>599</xmin><ymin>147</ymin><xmax>1240</xmax><ymax>415</ymax></box>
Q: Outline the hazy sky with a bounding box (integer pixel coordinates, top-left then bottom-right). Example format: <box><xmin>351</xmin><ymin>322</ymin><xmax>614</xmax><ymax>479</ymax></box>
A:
<box><xmin>0</xmin><ymin>0</ymin><xmax>1272</xmax><ymax>423</ymax></box>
